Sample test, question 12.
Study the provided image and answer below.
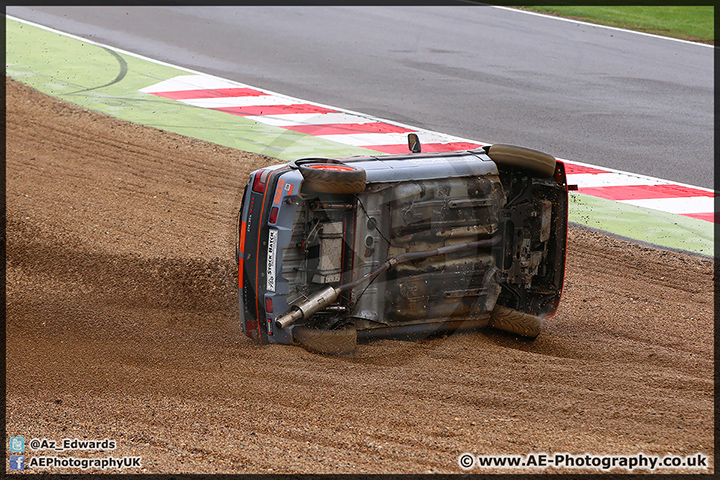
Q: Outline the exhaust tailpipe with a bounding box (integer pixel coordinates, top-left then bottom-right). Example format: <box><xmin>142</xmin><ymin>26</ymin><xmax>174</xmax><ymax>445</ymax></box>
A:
<box><xmin>275</xmin><ymin>286</ymin><xmax>341</xmax><ymax>329</ymax></box>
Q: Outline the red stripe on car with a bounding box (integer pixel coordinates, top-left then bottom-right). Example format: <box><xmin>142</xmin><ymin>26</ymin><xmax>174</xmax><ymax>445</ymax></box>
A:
<box><xmin>255</xmin><ymin>184</ymin><xmax>271</xmax><ymax>322</ymax></box>
<box><xmin>238</xmin><ymin>221</ymin><xmax>247</xmax><ymax>287</ymax></box>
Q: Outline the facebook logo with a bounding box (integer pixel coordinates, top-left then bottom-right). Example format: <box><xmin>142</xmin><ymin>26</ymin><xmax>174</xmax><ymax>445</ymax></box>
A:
<box><xmin>10</xmin><ymin>436</ymin><xmax>25</xmax><ymax>452</ymax></box>
<box><xmin>9</xmin><ymin>455</ymin><xmax>25</xmax><ymax>470</ymax></box>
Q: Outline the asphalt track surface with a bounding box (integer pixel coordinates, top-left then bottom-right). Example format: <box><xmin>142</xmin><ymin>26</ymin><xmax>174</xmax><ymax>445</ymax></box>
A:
<box><xmin>6</xmin><ymin>5</ymin><xmax>714</xmax><ymax>189</ymax></box>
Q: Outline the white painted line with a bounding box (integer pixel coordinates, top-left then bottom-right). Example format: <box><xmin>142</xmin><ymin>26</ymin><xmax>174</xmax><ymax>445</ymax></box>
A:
<box><xmin>621</xmin><ymin>196</ymin><xmax>715</xmax><ymax>215</ymax></box>
<box><xmin>317</xmin><ymin>131</ymin><xmax>455</xmax><ymax>147</ymax></box>
<box><xmin>182</xmin><ymin>95</ymin><xmax>297</xmax><ymax>109</ymax></box>
<box><xmin>562</xmin><ymin>159</ymin><xmax>715</xmax><ymax>194</ymax></box>
<box><xmin>565</xmin><ymin>172</ymin><xmax>668</xmax><ymax>189</ymax></box>
<box><xmin>139</xmin><ymin>74</ymin><xmax>247</xmax><ymax>93</ymax></box>
<box><xmin>312</xmin><ymin>132</ymin><xmax>413</xmax><ymax>147</ymax></box>
<box><xmin>246</xmin><ymin>113</ymin><xmax>378</xmax><ymax>127</ymax></box>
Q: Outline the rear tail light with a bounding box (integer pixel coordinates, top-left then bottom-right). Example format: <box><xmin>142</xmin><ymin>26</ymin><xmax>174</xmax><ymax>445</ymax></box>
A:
<box><xmin>265</xmin><ymin>297</ymin><xmax>274</xmax><ymax>314</ymax></box>
<box><xmin>269</xmin><ymin>206</ymin><xmax>279</xmax><ymax>224</ymax></box>
<box><xmin>252</xmin><ymin>169</ymin><xmax>271</xmax><ymax>193</ymax></box>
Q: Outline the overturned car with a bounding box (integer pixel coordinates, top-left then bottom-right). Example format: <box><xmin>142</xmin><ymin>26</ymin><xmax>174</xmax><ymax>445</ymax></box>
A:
<box><xmin>236</xmin><ymin>136</ymin><xmax>569</xmax><ymax>354</ymax></box>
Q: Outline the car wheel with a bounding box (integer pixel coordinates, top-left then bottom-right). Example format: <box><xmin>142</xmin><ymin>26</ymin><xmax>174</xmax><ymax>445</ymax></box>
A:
<box><xmin>489</xmin><ymin>305</ymin><xmax>542</xmax><ymax>338</ymax></box>
<box><xmin>292</xmin><ymin>326</ymin><xmax>357</xmax><ymax>355</ymax></box>
<box><xmin>485</xmin><ymin>144</ymin><xmax>557</xmax><ymax>178</ymax></box>
<box><xmin>298</xmin><ymin>162</ymin><xmax>366</xmax><ymax>194</ymax></box>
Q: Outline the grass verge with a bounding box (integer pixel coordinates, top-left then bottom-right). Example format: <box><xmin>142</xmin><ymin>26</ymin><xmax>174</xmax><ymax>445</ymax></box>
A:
<box><xmin>519</xmin><ymin>6</ymin><xmax>713</xmax><ymax>44</ymax></box>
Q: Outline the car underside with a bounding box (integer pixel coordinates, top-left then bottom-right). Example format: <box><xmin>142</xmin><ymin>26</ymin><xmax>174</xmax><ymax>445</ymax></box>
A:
<box><xmin>237</xmin><ymin>140</ymin><xmax>569</xmax><ymax>354</ymax></box>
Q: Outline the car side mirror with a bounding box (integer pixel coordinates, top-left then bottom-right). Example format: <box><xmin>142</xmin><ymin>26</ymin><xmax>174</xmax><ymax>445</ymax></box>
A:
<box><xmin>408</xmin><ymin>133</ymin><xmax>421</xmax><ymax>153</ymax></box>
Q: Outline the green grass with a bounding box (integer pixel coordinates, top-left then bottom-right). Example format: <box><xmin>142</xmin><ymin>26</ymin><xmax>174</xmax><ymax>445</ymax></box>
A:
<box><xmin>520</xmin><ymin>6</ymin><xmax>714</xmax><ymax>44</ymax></box>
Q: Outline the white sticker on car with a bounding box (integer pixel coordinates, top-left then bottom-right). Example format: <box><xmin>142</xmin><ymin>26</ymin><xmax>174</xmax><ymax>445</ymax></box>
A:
<box><xmin>266</xmin><ymin>228</ymin><xmax>278</xmax><ymax>292</ymax></box>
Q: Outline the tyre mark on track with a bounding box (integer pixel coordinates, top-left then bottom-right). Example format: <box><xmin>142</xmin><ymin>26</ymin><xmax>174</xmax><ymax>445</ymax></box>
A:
<box><xmin>66</xmin><ymin>46</ymin><xmax>128</xmax><ymax>95</ymax></box>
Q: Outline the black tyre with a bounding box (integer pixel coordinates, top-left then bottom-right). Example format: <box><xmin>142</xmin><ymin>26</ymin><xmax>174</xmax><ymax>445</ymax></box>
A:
<box><xmin>489</xmin><ymin>305</ymin><xmax>542</xmax><ymax>338</ymax></box>
<box><xmin>485</xmin><ymin>144</ymin><xmax>556</xmax><ymax>178</ymax></box>
<box><xmin>292</xmin><ymin>326</ymin><xmax>357</xmax><ymax>355</ymax></box>
<box><xmin>298</xmin><ymin>162</ymin><xmax>366</xmax><ymax>194</ymax></box>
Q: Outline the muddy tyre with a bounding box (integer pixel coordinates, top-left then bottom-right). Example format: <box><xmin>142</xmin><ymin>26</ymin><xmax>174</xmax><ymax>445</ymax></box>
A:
<box><xmin>485</xmin><ymin>144</ymin><xmax>556</xmax><ymax>178</ymax></box>
<box><xmin>292</xmin><ymin>326</ymin><xmax>357</xmax><ymax>355</ymax></box>
<box><xmin>298</xmin><ymin>162</ymin><xmax>366</xmax><ymax>194</ymax></box>
<box><xmin>489</xmin><ymin>305</ymin><xmax>542</xmax><ymax>338</ymax></box>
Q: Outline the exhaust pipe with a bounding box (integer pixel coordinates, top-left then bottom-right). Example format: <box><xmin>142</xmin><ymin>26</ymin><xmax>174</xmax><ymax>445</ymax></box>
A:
<box><xmin>275</xmin><ymin>286</ymin><xmax>341</xmax><ymax>329</ymax></box>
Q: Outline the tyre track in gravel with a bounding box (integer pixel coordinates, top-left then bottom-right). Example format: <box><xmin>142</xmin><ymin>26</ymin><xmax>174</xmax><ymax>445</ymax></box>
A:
<box><xmin>5</xmin><ymin>77</ymin><xmax>714</xmax><ymax>474</ymax></box>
